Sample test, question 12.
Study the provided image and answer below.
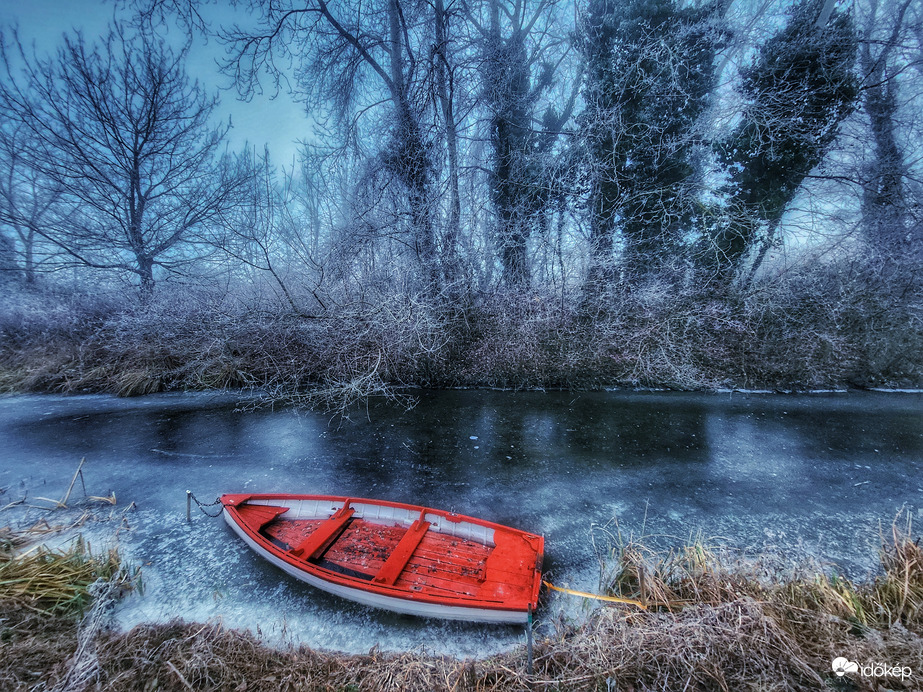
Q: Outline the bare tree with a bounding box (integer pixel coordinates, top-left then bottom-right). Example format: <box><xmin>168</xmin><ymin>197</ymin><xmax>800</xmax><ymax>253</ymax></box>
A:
<box><xmin>0</xmin><ymin>121</ymin><xmax>63</xmax><ymax>284</ymax></box>
<box><xmin>0</xmin><ymin>24</ymin><xmax>245</xmax><ymax>298</ymax></box>
<box><xmin>218</xmin><ymin>146</ymin><xmax>329</xmax><ymax>317</ymax></box>
<box><xmin>219</xmin><ymin>0</ymin><xmax>440</xmax><ymax>293</ymax></box>
<box><xmin>433</xmin><ymin>0</ymin><xmax>463</xmax><ymax>287</ymax></box>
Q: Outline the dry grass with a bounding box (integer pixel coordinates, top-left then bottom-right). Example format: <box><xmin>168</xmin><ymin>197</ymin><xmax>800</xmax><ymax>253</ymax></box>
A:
<box><xmin>2</xmin><ymin>270</ymin><xmax>921</xmax><ymax>405</ymax></box>
<box><xmin>0</xmin><ymin>527</ymin><xmax>135</xmax><ymax>691</ymax></box>
<box><xmin>1</xmin><ymin>518</ymin><xmax>920</xmax><ymax>691</ymax></box>
<box><xmin>86</xmin><ymin>604</ymin><xmax>827</xmax><ymax>692</ymax></box>
<box><xmin>86</xmin><ymin>589</ymin><xmax>918</xmax><ymax>691</ymax></box>
<box><xmin>0</xmin><ymin>603</ymin><xmax>78</xmax><ymax>691</ymax></box>
<box><xmin>0</xmin><ymin>534</ymin><xmax>128</xmax><ymax>616</ymax></box>
<box><xmin>601</xmin><ymin>515</ymin><xmax>923</xmax><ymax>635</ymax></box>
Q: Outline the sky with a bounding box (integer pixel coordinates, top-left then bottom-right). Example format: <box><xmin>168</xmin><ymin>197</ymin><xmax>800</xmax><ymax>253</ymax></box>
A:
<box><xmin>0</xmin><ymin>0</ymin><xmax>309</xmax><ymax>166</ymax></box>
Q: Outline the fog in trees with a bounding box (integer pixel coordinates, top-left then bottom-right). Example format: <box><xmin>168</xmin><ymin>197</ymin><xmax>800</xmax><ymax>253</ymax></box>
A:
<box><xmin>1</xmin><ymin>0</ymin><xmax>921</xmax><ymax>399</ymax></box>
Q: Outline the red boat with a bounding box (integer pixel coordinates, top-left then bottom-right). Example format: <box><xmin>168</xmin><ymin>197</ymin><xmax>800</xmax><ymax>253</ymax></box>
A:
<box><xmin>221</xmin><ymin>493</ymin><xmax>544</xmax><ymax>624</ymax></box>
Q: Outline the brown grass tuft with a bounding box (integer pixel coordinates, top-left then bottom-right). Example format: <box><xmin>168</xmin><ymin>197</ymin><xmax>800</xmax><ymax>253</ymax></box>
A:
<box><xmin>0</xmin><ymin>533</ymin><xmax>129</xmax><ymax>616</ymax></box>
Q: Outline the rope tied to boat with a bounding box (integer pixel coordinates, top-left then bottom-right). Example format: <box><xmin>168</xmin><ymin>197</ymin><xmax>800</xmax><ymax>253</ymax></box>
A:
<box><xmin>188</xmin><ymin>492</ymin><xmax>224</xmax><ymax>518</ymax></box>
<box><xmin>542</xmin><ymin>580</ymin><xmax>647</xmax><ymax>609</ymax></box>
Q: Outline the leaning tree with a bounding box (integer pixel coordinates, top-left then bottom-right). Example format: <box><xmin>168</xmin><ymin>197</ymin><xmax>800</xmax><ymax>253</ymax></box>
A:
<box><xmin>217</xmin><ymin>0</ymin><xmax>443</xmax><ymax>294</ymax></box>
<box><xmin>712</xmin><ymin>0</ymin><xmax>858</xmax><ymax>287</ymax></box>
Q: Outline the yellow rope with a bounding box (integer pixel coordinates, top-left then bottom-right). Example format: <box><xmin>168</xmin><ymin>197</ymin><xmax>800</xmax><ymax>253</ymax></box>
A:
<box><xmin>542</xmin><ymin>580</ymin><xmax>647</xmax><ymax>609</ymax></box>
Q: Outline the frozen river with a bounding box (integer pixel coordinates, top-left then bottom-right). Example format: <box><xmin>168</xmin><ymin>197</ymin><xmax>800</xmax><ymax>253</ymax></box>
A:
<box><xmin>1</xmin><ymin>390</ymin><xmax>921</xmax><ymax>655</ymax></box>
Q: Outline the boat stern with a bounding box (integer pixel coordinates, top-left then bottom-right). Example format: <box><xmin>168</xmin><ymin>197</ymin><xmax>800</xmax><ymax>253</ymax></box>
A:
<box><xmin>530</xmin><ymin>536</ymin><xmax>545</xmax><ymax>611</ymax></box>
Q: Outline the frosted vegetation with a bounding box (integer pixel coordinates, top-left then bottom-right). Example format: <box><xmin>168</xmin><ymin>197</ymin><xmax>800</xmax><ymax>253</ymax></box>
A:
<box><xmin>1</xmin><ymin>0</ymin><xmax>921</xmax><ymax>405</ymax></box>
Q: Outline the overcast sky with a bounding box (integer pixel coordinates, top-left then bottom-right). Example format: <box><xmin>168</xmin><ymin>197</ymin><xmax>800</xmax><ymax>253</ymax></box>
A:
<box><xmin>0</xmin><ymin>0</ymin><xmax>309</xmax><ymax>166</ymax></box>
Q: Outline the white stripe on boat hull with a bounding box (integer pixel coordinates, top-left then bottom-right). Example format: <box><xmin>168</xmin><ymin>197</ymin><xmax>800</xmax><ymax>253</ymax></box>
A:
<box><xmin>223</xmin><ymin>509</ymin><xmax>528</xmax><ymax>624</ymax></box>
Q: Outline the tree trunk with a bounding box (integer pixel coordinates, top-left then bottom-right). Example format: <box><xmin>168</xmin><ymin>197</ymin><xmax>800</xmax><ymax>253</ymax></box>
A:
<box><xmin>24</xmin><ymin>226</ymin><xmax>34</xmax><ymax>284</ymax></box>
<box><xmin>743</xmin><ymin>217</ymin><xmax>780</xmax><ymax>291</ymax></box>
<box><xmin>860</xmin><ymin>28</ymin><xmax>908</xmax><ymax>258</ymax></box>
<box><xmin>388</xmin><ymin>0</ymin><xmax>437</xmax><ymax>292</ymax></box>
<box><xmin>583</xmin><ymin>194</ymin><xmax>616</xmax><ymax>302</ymax></box>
<box><xmin>487</xmin><ymin>0</ymin><xmax>532</xmax><ymax>290</ymax></box>
<box><xmin>137</xmin><ymin>254</ymin><xmax>155</xmax><ymax>302</ymax></box>
<box><xmin>434</xmin><ymin>0</ymin><xmax>461</xmax><ymax>288</ymax></box>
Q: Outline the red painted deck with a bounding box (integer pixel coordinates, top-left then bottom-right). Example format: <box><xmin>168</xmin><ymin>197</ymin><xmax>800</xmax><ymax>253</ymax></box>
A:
<box><xmin>225</xmin><ymin>494</ymin><xmax>543</xmax><ymax>620</ymax></box>
<box><xmin>260</xmin><ymin>515</ymin><xmax>500</xmax><ymax>596</ymax></box>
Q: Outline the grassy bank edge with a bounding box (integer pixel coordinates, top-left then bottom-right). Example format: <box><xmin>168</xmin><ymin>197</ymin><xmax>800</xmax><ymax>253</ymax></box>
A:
<box><xmin>2</xmin><ymin>279</ymin><xmax>922</xmax><ymax>412</ymax></box>
<box><xmin>1</xmin><ymin>520</ymin><xmax>920</xmax><ymax>691</ymax></box>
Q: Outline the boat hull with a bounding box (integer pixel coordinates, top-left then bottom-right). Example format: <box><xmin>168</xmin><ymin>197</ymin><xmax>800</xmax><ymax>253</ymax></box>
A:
<box><xmin>221</xmin><ymin>493</ymin><xmax>543</xmax><ymax>624</ymax></box>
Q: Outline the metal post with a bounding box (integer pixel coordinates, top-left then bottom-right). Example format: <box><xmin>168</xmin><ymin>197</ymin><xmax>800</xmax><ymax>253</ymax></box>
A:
<box><xmin>186</xmin><ymin>490</ymin><xmax>192</xmax><ymax>522</ymax></box>
<box><xmin>526</xmin><ymin>603</ymin><xmax>533</xmax><ymax>676</ymax></box>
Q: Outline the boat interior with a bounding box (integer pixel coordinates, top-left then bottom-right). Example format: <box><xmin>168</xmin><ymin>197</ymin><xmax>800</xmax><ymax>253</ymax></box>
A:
<box><xmin>235</xmin><ymin>498</ymin><xmax>539</xmax><ymax>604</ymax></box>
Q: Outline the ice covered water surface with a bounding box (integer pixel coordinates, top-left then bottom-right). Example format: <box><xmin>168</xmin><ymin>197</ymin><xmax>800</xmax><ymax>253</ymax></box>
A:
<box><xmin>1</xmin><ymin>390</ymin><xmax>921</xmax><ymax>656</ymax></box>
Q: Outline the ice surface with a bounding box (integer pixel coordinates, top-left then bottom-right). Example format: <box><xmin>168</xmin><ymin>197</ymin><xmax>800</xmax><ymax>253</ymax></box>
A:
<box><xmin>1</xmin><ymin>389</ymin><xmax>921</xmax><ymax>656</ymax></box>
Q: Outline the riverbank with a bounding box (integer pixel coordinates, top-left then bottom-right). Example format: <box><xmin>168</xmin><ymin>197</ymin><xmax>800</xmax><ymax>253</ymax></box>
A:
<box><xmin>1</xmin><ymin>521</ymin><xmax>919</xmax><ymax>691</ymax></box>
<box><xmin>2</xmin><ymin>275</ymin><xmax>922</xmax><ymax>410</ymax></box>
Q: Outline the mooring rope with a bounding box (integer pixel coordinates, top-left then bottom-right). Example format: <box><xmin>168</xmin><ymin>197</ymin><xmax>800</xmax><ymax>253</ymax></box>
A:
<box><xmin>542</xmin><ymin>580</ymin><xmax>647</xmax><ymax>609</ymax></box>
<box><xmin>189</xmin><ymin>492</ymin><xmax>225</xmax><ymax>518</ymax></box>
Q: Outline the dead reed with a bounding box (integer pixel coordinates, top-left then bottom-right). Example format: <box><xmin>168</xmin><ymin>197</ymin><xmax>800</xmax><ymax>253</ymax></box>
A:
<box><xmin>2</xmin><ymin>519</ymin><xmax>921</xmax><ymax>691</ymax></box>
<box><xmin>0</xmin><ymin>526</ymin><xmax>31</xmax><ymax>560</ymax></box>
<box><xmin>602</xmin><ymin>514</ymin><xmax>923</xmax><ymax>635</ymax></box>
<box><xmin>0</xmin><ymin>532</ymin><xmax>127</xmax><ymax>615</ymax></box>
<box><xmin>0</xmin><ymin>527</ymin><xmax>136</xmax><ymax>690</ymax></box>
<box><xmin>2</xmin><ymin>274</ymin><xmax>921</xmax><ymax>403</ymax></box>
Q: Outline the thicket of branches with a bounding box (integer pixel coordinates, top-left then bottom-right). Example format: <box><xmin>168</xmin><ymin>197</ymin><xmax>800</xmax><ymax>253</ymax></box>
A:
<box><xmin>1</xmin><ymin>0</ymin><xmax>922</xmax><ymax>398</ymax></box>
